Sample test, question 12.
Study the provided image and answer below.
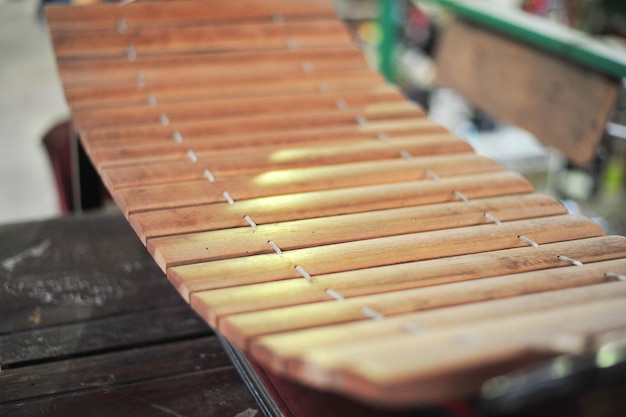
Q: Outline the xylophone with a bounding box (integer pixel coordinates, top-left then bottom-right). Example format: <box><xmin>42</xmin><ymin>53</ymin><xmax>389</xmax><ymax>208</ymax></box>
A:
<box><xmin>46</xmin><ymin>0</ymin><xmax>626</xmax><ymax>411</ymax></box>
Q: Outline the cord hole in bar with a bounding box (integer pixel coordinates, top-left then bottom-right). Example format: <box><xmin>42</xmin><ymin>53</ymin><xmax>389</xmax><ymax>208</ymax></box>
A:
<box><xmin>126</xmin><ymin>44</ymin><xmax>137</xmax><ymax>61</ymax></box>
<box><xmin>204</xmin><ymin>169</ymin><xmax>215</xmax><ymax>182</ymax></box>
<box><xmin>172</xmin><ymin>130</ymin><xmax>183</xmax><ymax>143</ymax></box>
<box><xmin>301</xmin><ymin>61</ymin><xmax>313</xmax><ymax>73</ymax></box>
<box><xmin>286</xmin><ymin>38</ymin><xmax>299</xmax><ymax>51</ymax></box>
<box><xmin>484</xmin><ymin>212</ymin><xmax>502</xmax><ymax>225</ymax></box>
<box><xmin>356</xmin><ymin>115</ymin><xmax>368</xmax><ymax>126</ymax></box>
<box><xmin>117</xmin><ymin>17</ymin><xmax>127</xmax><ymax>33</ymax></box>
<box><xmin>453</xmin><ymin>190</ymin><xmax>469</xmax><ymax>203</ymax></box>
<box><xmin>425</xmin><ymin>169</ymin><xmax>440</xmax><ymax>181</ymax></box>
<box><xmin>399</xmin><ymin>150</ymin><xmax>413</xmax><ymax>161</ymax></box>
<box><xmin>360</xmin><ymin>307</ymin><xmax>384</xmax><ymax>321</ymax></box>
<box><xmin>558</xmin><ymin>255</ymin><xmax>583</xmax><ymax>266</ymax></box>
<box><xmin>452</xmin><ymin>331</ymin><xmax>483</xmax><ymax>346</ymax></box>
<box><xmin>272</xmin><ymin>12</ymin><xmax>285</xmax><ymax>25</ymax></box>
<box><xmin>605</xmin><ymin>272</ymin><xmax>626</xmax><ymax>281</ymax></box>
<box><xmin>295</xmin><ymin>265</ymin><xmax>312</xmax><ymax>281</ymax></box>
<box><xmin>222</xmin><ymin>191</ymin><xmax>235</xmax><ymax>205</ymax></box>
<box><xmin>186</xmin><ymin>149</ymin><xmax>198</xmax><ymax>163</ymax></box>
<box><xmin>518</xmin><ymin>235</ymin><xmax>539</xmax><ymax>248</ymax></box>
<box><xmin>325</xmin><ymin>288</ymin><xmax>345</xmax><ymax>301</ymax></box>
<box><xmin>136</xmin><ymin>72</ymin><xmax>146</xmax><ymax>89</ymax></box>
<box><xmin>403</xmin><ymin>322</ymin><xmax>426</xmax><ymax>335</ymax></box>
<box><xmin>268</xmin><ymin>240</ymin><xmax>282</xmax><ymax>254</ymax></box>
<box><xmin>243</xmin><ymin>215</ymin><xmax>257</xmax><ymax>228</ymax></box>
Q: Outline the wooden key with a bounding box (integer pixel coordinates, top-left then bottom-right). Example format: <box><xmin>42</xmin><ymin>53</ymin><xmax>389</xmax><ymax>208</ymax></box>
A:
<box><xmin>149</xmin><ymin>193</ymin><xmax>565</xmax><ymax>270</ymax></box>
<box><xmin>212</xmin><ymin>236</ymin><xmax>626</xmax><ymax>348</ymax></box>
<box><xmin>56</xmin><ymin>47</ymin><xmax>369</xmax><ymax>87</ymax></box>
<box><xmin>291</xmin><ymin>297</ymin><xmax>626</xmax><ymax>405</ymax></box>
<box><xmin>80</xmin><ymin>108</ymin><xmax>427</xmax><ymax>147</ymax></box>
<box><xmin>173</xmin><ymin>215</ymin><xmax>603</xmax><ymax>302</ymax></box>
<box><xmin>101</xmin><ymin>134</ymin><xmax>468</xmax><ymax>188</ymax></box>
<box><xmin>113</xmin><ymin>153</ymin><xmax>501</xmax><ymax>214</ymax></box>
<box><xmin>129</xmin><ymin>171</ymin><xmax>534</xmax><ymax>242</ymax></box>
<box><xmin>51</xmin><ymin>20</ymin><xmax>353</xmax><ymax>59</ymax></box>
<box><xmin>72</xmin><ymin>90</ymin><xmax>409</xmax><ymax>130</ymax></box>
<box><xmin>250</xmin><ymin>258</ymin><xmax>626</xmax><ymax>370</ymax></box>
<box><xmin>64</xmin><ymin>70</ymin><xmax>385</xmax><ymax>110</ymax></box>
<box><xmin>90</xmin><ymin>129</ymin><xmax>452</xmax><ymax>169</ymax></box>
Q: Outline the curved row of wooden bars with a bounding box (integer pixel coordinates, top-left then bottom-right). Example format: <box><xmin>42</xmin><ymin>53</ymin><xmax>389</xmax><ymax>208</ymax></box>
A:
<box><xmin>47</xmin><ymin>0</ymin><xmax>626</xmax><ymax>407</ymax></box>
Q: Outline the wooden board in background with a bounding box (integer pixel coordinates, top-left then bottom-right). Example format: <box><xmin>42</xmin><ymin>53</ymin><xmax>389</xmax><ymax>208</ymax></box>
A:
<box><xmin>436</xmin><ymin>19</ymin><xmax>619</xmax><ymax>166</ymax></box>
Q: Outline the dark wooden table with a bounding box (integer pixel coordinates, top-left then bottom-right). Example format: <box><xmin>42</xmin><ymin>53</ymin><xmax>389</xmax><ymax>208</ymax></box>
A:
<box><xmin>0</xmin><ymin>211</ymin><xmax>258</xmax><ymax>417</ymax></box>
<box><xmin>3</xmin><ymin>211</ymin><xmax>624</xmax><ymax>417</ymax></box>
<box><xmin>0</xmin><ymin>209</ymin><xmax>446</xmax><ymax>417</ymax></box>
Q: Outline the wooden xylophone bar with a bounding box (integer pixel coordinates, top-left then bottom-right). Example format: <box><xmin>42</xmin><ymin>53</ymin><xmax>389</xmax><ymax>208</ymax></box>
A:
<box><xmin>46</xmin><ymin>0</ymin><xmax>626</xmax><ymax>409</ymax></box>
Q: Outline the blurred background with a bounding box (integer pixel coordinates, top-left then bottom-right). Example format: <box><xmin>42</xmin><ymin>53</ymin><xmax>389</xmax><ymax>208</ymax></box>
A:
<box><xmin>0</xmin><ymin>0</ymin><xmax>68</xmax><ymax>223</ymax></box>
<box><xmin>0</xmin><ymin>0</ymin><xmax>624</xmax><ymax>235</ymax></box>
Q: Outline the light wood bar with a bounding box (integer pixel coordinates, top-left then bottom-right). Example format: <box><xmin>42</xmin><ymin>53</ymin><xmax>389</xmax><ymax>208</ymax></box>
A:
<box><xmin>114</xmin><ymin>154</ymin><xmax>501</xmax><ymax>215</ymax></box>
<box><xmin>81</xmin><ymin>109</ymin><xmax>429</xmax><ymax>147</ymax></box>
<box><xmin>250</xmin><ymin>258</ymin><xmax>626</xmax><ymax>370</ymax></box>
<box><xmin>129</xmin><ymin>171</ymin><xmax>535</xmax><ymax>242</ymax></box>
<box><xmin>51</xmin><ymin>19</ymin><xmax>352</xmax><ymax>59</ymax></box>
<box><xmin>148</xmin><ymin>193</ymin><xmax>566</xmax><ymax>270</ymax></box>
<box><xmin>72</xmin><ymin>90</ymin><xmax>409</xmax><ymax>130</ymax></box>
<box><xmin>100</xmin><ymin>134</ymin><xmax>469</xmax><ymax>188</ymax></box>
<box><xmin>65</xmin><ymin>70</ymin><xmax>386</xmax><ymax>110</ymax></box>
<box><xmin>47</xmin><ymin>0</ymin><xmax>337</xmax><ymax>33</ymax></box>
<box><xmin>172</xmin><ymin>215</ymin><xmax>603</xmax><ymax>301</ymax></box>
<box><xmin>212</xmin><ymin>236</ymin><xmax>626</xmax><ymax>348</ymax></box>
<box><xmin>56</xmin><ymin>47</ymin><xmax>370</xmax><ymax>87</ymax></box>
<box><xmin>291</xmin><ymin>297</ymin><xmax>626</xmax><ymax>404</ymax></box>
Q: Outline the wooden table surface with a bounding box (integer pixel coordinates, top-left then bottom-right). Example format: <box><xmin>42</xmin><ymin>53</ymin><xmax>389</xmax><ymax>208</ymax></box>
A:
<box><xmin>0</xmin><ymin>210</ymin><xmax>448</xmax><ymax>417</ymax></box>
<box><xmin>2</xmin><ymin>211</ymin><xmax>624</xmax><ymax>417</ymax></box>
<box><xmin>0</xmin><ymin>211</ymin><xmax>258</xmax><ymax>417</ymax></box>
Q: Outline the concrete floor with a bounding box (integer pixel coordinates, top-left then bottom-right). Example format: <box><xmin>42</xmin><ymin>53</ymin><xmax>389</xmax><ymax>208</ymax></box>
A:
<box><xmin>0</xmin><ymin>0</ymin><xmax>69</xmax><ymax>225</ymax></box>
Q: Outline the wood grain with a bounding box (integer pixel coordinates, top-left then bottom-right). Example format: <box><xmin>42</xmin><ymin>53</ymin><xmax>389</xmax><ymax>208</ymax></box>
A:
<box><xmin>0</xmin><ymin>212</ymin><xmax>256</xmax><ymax>417</ymax></box>
<box><xmin>291</xmin><ymin>297</ymin><xmax>626</xmax><ymax>405</ymax></box>
<box><xmin>57</xmin><ymin>46</ymin><xmax>369</xmax><ymax>87</ymax></box>
<box><xmin>65</xmin><ymin>70</ymin><xmax>385</xmax><ymax>110</ymax></box>
<box><xmin>91</xmin><ymin>129</ymin><xmax>452</xmax><ymax>170</ymax></box>
<box><xmin>148</xmin><ymin>193</ymin><xmax>565</xmax><ymax>270</ymax></box>
<box><xmin>0</xmin><ymin>338</ymin><xmax>229</xmax><ymax>402</ymax></box>
<box><xmin>173</xmin><ymin>215</ymin><xmax>603</xmax><ymax>302</ymax></box>
<box><xmin>72</xmin><ymin>90</ymin><xmax>409</xmax><ymax>130</ymax></box>
<box><xmin>198</xmin><ymin>233</ymin><xmax>626</xmax><ymax>330</ymax></box>
<box><xmin>213</xmin><ymin>236</ymin><xmax>625</xmax><ymax>348</ymax></box>
<box><xmin>250</xmin><ymin>259</ymin><xmax>626</xmax><ymax>367</ymax></box>
<box><xmin>81</xmin><ymin>109</ymin><xmax>428</xmax><ymax>147</ymax></box>
<box><xmin>114</xmin><ymin>153</ymin><xmax>501</xmax><ymax>215</ymax></box>
<box><xmin>47</xmin><ymin>0</ymin><xmax>337</xmax><ymax>33</ymax></box>
<box><xmin>129</xmin><ymin>171</ymin><xmax>535</xmax><ymax>242</ymax></box>
<box><xmin>101</xmin><ymin>134</ymin><xmax>469</xmax><ymax>188</ymax></box>
<box><xmin>51</xmin><ymin>19</ymin><xmax>352</xmax><ymax>59</ymax></box>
